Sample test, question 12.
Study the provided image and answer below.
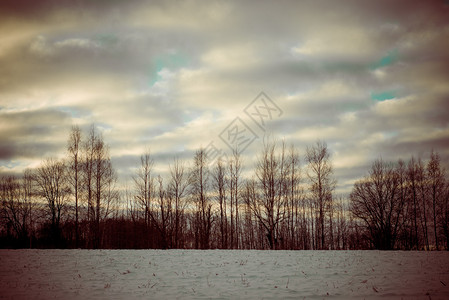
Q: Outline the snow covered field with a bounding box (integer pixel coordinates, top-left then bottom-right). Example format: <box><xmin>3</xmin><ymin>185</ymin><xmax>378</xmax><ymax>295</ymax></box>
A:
<box><xmin>1</xmin><ymin>250</ymin><xmax>448</xmax><ymax>299</ymax></box>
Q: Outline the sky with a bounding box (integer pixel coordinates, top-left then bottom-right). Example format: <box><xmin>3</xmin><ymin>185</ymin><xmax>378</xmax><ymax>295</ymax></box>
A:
<box><xmin>1</xmin><ymin>0</ymin><xmax>449</xmax><ymax>194</ymax></box>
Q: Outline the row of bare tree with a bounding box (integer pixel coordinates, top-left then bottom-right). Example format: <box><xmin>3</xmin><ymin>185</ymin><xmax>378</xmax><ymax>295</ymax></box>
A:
<box><xmin>351</xmin><ymin>152</ymin><xmax>449</xmax><ymax>250</ymax></box>
<box><xmin>125</xmin><ymin>139</ymin><xmax>347</xmax><ymax>250</ymax></box>
<box><xmin>1</xmin><ymin>125</ymin><xmax>448</xmax><ymax>250</ymax></box>
<box><xmin>0</xmin><ymin>125</ymin><xmax>118</xmax><ymax>248</ymax></box>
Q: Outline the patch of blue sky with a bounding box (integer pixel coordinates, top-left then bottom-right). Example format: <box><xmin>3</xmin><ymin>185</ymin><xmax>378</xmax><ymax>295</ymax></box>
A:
<box><xmin>370</xmin><ymin>90</ymin><xmax>396</xmax><ymax>102</ymax></box>
<box><xmin>383</xmin><ymin>131</ymin><xmax>398</xmax><ymax>139</ymax></box>
<box><xmin>58</xmin><ymin>106</ymin><xmax>85</xmax><ymax>118</ymax></box>
<box><xmin>97</xmin><ymin>122</ymin><xmax>113</xmax><ymax>131</ymax></box>
<box><xmin>0</xmin><ymin>160</ymin><xmax>20</xmax><ymax>169</ymax></box>
<box><xmin>93</xmin><ymin>33</ymin><xmax>118</xmax><ymax>47</ymax></box>
<box><xmin>370</xmin><ymin>49</ymin><xmax>398</xmax><ymax>70</ymax></box>
<box><xmin>148</xmin><ymin>52</ymin><xmax>189</xmax><ymax>86</ymax></box>
<box><xmin>182</xmin><ymin>109</ymin><xmax>205</xmax><ymax>123</ymax></box>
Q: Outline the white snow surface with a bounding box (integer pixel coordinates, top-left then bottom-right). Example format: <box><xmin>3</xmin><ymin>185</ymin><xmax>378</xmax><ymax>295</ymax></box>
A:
<box><xmin>1</xmin><ymin>250</ymin><xmax>448</xmax><ymax>299</ymax></box>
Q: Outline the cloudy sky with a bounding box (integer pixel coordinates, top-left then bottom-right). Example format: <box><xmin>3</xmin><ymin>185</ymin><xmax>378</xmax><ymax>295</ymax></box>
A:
<box><xmin>1</xmin><ymin>0</ymin><xmax>448</xmax><ymax>194</ymax></box>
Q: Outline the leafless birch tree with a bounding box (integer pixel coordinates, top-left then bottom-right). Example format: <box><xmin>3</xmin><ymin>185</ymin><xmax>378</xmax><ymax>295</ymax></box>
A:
<box><xmin>306</xmin><ymin>140</ymin><xmax>336</xmax><ymax>249</ymax></box>
<box><xmin>67</xmin><ymin>125</ymin><xmax>82</xmax><ymax>247</ymax></box>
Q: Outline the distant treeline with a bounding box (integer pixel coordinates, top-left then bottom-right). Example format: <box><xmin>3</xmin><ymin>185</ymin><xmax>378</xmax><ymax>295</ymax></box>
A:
<box><xmin>1</xmin><ymin>125</ymin><xmax>448</xmax><ymax>250</ymax></box>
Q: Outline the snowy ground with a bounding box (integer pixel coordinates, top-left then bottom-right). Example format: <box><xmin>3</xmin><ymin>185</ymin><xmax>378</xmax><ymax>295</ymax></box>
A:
<box><xmin>1</xmin><ymin>250</ymin><xmax>448</xmax><ymax>299</ymax></box>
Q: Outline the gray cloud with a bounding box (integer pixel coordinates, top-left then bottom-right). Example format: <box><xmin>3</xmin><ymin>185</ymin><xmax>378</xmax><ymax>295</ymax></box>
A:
<box><xmin>0</xmin><ymin>0</ymin><xmax>448</xmax><ymax>193</ymax></box>
<box><xmin>0</xmin><ymin>108</ymin><xmax>71</xmax><ymax>161</ymax></box>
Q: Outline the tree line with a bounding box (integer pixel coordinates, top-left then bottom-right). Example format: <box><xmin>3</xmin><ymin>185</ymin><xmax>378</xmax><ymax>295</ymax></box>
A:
<box><xmin>1</xmin><ymin>125</ymin><xmax>448</xmax><ymax>250</ymax></box>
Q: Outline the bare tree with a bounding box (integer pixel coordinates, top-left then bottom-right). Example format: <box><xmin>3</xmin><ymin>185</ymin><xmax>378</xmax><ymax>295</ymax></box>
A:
<box><xmin>334</xmin><ymin>196</ymin><xmax>348</xmax><ymax>250</ymax></box>
<box><xmin>80</xmin><ymin>125</ymin><xmax>117</xmax><ymax>248</ymax></box>
<box><xmin>241</xmin><ymin>177</ymin><xmax>256</xmax><ymax>249</ymax></box>
<box><xmin>415</xmin><ymin>158</ymin><xmax>430</xmax><ymax>250</ymax></box>
<box><xmin>228</xmin><ymin>149</ymin><xmax>242</xmax><ymax>249</ymax></box>
<box><xmin>350</xmin><ymin>159</ymin><xmax>404</xmax><ymax>249</ymax></box>
<box><xmin>396</xmin><ymin>159</ymin><xmax>410</xmax><ymax>245</ymax></box>
<box><xmin>190</xmin><ymin>149</ymin><xmax>213</xmax><ymax>249</ymax></box>
<box><xmin>67</xmin><ymin>125</ymin><xmax>82</xmax><ymax>247</ymax></box>
<box><xmin>427</xmin><ymin>150</ymin><xmax>445</xmax><ymax>250</ymax></box>
<box><xmin>406</xmin><ymin>157</ymin><xmax>421</xmax><ymax>249</ymax></box>
<box><xmin>148</xmin><ymin>175</ymin><xmax>172</xmax><ymax>249</ymax></box>
<box><xmin>0</xmin><ymin>175</ymin><xmax>31</xmax><ymax>245</ymax></box>
<box><xmin>212</xmin><ymin>157</ymin><xmax>228</xmax><ymax>249</ymax></box>
<box><xmin>92</xmin><ymin>131</ymin><xmax>116</xmax><ymax>248</ymax></box>
<box><xmin>133</xmin><ymin>150</ymin><xmax>155</xmax><ymax>233</ymax></box>
<box><xmin>287</xmin><ymin>144</ymin><xmax>303</xmax><ymax>249</ymax></box>
<box><xmin>23</xmin><ymin>169</ymin><xmax>35</xmax><ymax>248</ymax></box>
<box><xmin>34</xmin><ymin>158</ymin><xmax>69</xmax><ymax>246</ymax></box>
<box><xmin>305</xmin><ymin>140</ymin><xmax>336</xmax><ymax>249</ymax></box>
<box><xmin>125</xmin><ymin>185</ymin><xmax>138</xmax><ymax>222</ymax></box>
<box><xmin>168</xmin><ymin>157</ymin><xmax>189</xmax><ymax>248</ymax></box>
<box><xmin>82</xmin><ymin>125</ymin><xmax>96</xmax><ymax>240</ymax></box>
<box><xmin>442</xmin><ymin>181</ymin><xmax>449</xmax><ymax>250</ymax></box>
<box><xmin>248</xmin><ymin>140</ymin><xmax>287</xmax><ymax>249</ymax></box>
